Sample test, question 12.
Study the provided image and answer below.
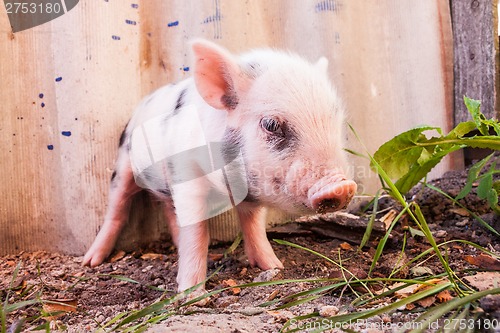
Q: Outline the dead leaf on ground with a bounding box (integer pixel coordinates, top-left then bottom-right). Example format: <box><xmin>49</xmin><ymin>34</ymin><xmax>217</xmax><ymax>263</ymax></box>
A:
<box><xmin>464</xmin><ymin>254</ymin><xmax>500</xmax><ymax>270</ymax></box>
<box><xmin>267</xmin><ymin>289</ymin><xmax>279</xmax><ymax>301</ymax></box>
<box><xmin>380</xmin><ymin>209</ymin><xmax>398</xmax><ymax>230</ymax></box>
<box><xmin>436</xmin><ymin>290</ymin><xmax>453</xmax><ymax>303</ymax></box>
<box><xmin>223</xmin><ymin>279</ymin><xmax>241</xmax><ymax>295</ymax></box>
<box><xmin>464</xmin><ymin>272</ymin><xmax>500</xmax><ymax>291</ymax></box>
<box><xmin>405</xmin><ymin>303</ymin><xmax>416</xmax><ymax>311</ymax></box>
<box><xmin>140</xmin><ymin>253</ymin><xmax>166</xmax><ymax>261</ymax></box>
<box><xmin>43</xmin><ymin>299</ymin><xmax>77</xmax><ymax>320</ymax></box>
<box><xmin>450</xmin><ymin>208</ymin><xmax>470</xmax><ymax>217</ymax></box>
<box><xmin>13</xmin><ymin>279</ymin><xmax>27</xmax><ymax>294</ymax></box>
<box><xmin>109</xmin><ymin>250</ymin><xmax>126</xmax><ymax>263</ymax></box>
<box><xmin>394</xmin><ymin>283</ymin><xmax>419</xmax><ymax>298</ymax></box>
<box><xmin>340</xmin><ymin>242</ymin><xmax>352</xmax><ymax>250</ymax></box>
<box><xmin>394</xmin><ymin>279</ymin><xmax>447</xmax><ymax>298</ymax></box>
<box><xmin>417</xmin><ymin>295</ymin><xmax>436</xmax><ymax>308</ymax></box>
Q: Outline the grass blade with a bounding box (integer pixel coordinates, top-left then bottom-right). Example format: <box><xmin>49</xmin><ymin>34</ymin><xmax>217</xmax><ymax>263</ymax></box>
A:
<box><xmin>408</xmin><ymin>287</ymin><xmax>500</xmax><ymax>333</ymax></box>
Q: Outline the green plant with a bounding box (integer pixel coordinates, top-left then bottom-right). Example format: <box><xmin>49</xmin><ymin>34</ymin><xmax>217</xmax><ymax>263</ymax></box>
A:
<box><xmin>456</xmin><ymin>152</ymin><xmax>500</xmax><ymax>215</ymax></box>
<box><xmin>292</xmin><ymin>109</ymin><xmax>500</xmax><ymax>333</ymax></box>
<box><xmin>372</xmin><ymin>96</ymin><xmax>500</xmax><ymax>196</ymax></box>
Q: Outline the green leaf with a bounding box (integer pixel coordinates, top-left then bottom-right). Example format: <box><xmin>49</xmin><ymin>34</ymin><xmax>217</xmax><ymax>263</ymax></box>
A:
<box><xmin>447</xmin><ymin>121</ymin><xmax>477</xmax><ymax>139</ymax></box>
<box><xmin>487</xmin><ymin>188</ymin><xmax>498</xmax><ymax>209</ymax></box>
<box><xmin>372</xmin><ymin>126</ymin><xmax>439</xmax><ymax>180</ymax></box>
<box><xmin>458</xmin><ymin>136</ymin><xmax>500</xmax><ymax>150</ymax></box>
<box><xmin>484</xmin><ymin>118</ymin><xmax>500</xmax><ymax>136</ymax></box>
<box><xmin>492</xmin><ymin>180</ymin><xmax>500</xmax><ymax>193</ymax></box>
<box><xmin>394</xmin><ymin>144</ymin><xmax>463</xmax><ymax>194</ymax></box>
<box><xmin>464</xmin><ymin>96</ymin><xmax>489</xmax><ymax>136</ymax></box>
<box><xmin>359</xmin><ymin>190</ymin><xmax>380</xmax><ymax>250</ymax></box>
<box><xmin>477</xmin><ymin>167</ymin><xmax>494</xmax><ymax>199</ymax></box>
<box><xmin>455</xmin><ymin>153</ymin><xmax>494</xmax><ymax>200</ymax></box>
<box><xmin>408</xmin><ymin>226</ymin><xmax>425</xmax><ymax>237</ymax></box>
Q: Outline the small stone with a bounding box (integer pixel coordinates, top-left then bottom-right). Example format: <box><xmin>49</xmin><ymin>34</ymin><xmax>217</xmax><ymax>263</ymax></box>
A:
<box><xmin>319</xmin><ymin>305</ymin><xmax>339</xmax><ymax>317</ymax></box>
<box><xmin>410</xmin><ymin>266</ymin><xmax>434</xmax><ymax>277</ymax></box>
<box><xmin>266</xmin><ymin>310</ymin><xmax>294</xmax><ymax>323</ymax></box>
<box><xmin>253</xmin><ymin>268</ymin><xmax>281</xmax><ymax>282</ymax></box>
<box><xmin>366</xmin><ymin>315</ymin><xmax>383</xmax><ymax>323</ymax></box>
<box><xmin>141</xmin><ymin>265</ymin><xmax>153</xmax><ymax>273</ymax></box>
<box><xmin>456</xmin><ymin>219</ymin><xmax>468</xmax><ymax>227</ymax></box>
<box><xmin>433</xmin><ymin>230</ymin><xmax>447</xmax><ymax>238</ymax></box>
<box><xmin>51</xmin><ymin>269</ymin><xmax>65</xmax><ymax>277</ymax></box>
<box><xmin>215</xmin><ymin>295</ymin><xmax>239</xmax><ymax>308</ymax></box>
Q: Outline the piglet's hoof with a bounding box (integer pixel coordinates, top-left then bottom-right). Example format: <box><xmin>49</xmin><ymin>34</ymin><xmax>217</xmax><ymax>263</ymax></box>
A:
<box><xmin>177</xmin><ymin>288</ymin><xmax>211</xmax><ymax>307</ymax></box>
<box><xmin>253</xmin><ymin>268</ymin><xmax>282</xmax><ymax>283</ymax></box>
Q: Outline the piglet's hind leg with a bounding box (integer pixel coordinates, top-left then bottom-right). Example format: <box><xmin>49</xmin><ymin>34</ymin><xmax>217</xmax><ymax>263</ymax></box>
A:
<box><xmin>83</xmin><ymin>152</ymin><xmax>140</xmax><ymax>267</ymax></box>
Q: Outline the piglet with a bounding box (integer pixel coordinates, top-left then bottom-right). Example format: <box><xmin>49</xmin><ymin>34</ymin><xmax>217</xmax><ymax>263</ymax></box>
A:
<box><xmin>83</xmin><ymin>39</ymin><xmax>357</xmax><ymax>292</ymax></box>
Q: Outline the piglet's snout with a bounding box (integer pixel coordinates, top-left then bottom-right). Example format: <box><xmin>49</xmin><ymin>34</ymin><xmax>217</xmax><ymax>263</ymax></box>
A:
<box><xmin>308</xmin><ymin>175</ymin><xmax>357</xmax><ymax>213</ymax></box>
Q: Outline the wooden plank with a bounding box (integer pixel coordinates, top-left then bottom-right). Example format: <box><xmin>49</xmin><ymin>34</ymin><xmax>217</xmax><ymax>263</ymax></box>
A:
<box><xmin>331</xmin><ymin>0</ymin><xmax>455</xmax><ymax>193</ymax></box>
<box><xmin>451</xmin><ymin>0</ymin><xmax>499</xmax><ymax>124</ymax></box>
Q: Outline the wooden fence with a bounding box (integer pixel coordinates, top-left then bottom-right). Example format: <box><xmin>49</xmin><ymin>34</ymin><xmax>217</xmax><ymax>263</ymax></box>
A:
<box><xmin>0</xmin><ymin>0</ymin><xmax>496</xmax><ymax>255</ymax></box>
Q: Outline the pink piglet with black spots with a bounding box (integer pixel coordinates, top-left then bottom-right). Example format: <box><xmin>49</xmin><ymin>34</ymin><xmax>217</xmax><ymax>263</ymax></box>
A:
<box><xmin>83</xmin><ymin>39</ymin><xmax>357</xmax><ymax>293</ymax></box>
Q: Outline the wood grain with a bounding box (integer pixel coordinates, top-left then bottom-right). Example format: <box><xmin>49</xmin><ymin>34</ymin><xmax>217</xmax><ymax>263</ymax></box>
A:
<box><xmin>450</xmin><ymin>0</ymin><xmax>499</xmax><ymax>124</ymax></box>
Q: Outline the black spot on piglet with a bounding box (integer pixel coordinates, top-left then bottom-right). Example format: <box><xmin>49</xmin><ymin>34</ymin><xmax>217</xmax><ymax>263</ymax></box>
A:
<box><xmin>173</xmin><ymin>88</ymin><xmax>187</xmax><ymax>115</ymax></box>
<box><xmin>118</xmin><ymin>121</ymin><xmax>130</xmax><ymax>148</ymax></box>
<box><xmin>221</xmin><ymin>93</ymin><xmax>238</xmax><ymax>110</ymax></box>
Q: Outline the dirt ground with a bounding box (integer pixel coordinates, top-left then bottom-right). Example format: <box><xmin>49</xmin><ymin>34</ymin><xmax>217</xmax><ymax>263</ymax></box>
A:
<box><xmin>1</xmin><ymin>159</ymin><xmax>500</xmax><ymax>332</ymax></box>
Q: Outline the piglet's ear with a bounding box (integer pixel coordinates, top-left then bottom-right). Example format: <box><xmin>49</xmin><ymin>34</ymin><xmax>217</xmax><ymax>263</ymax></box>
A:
<box><xmin>191</xmin><ymin>39</ymin><xmax>248</xmax><ymax>111</ymax></box>
<box><xmin>315</xmin><ymin>56</ymin><xmax>329</xmax><ymax>73</ymax></box>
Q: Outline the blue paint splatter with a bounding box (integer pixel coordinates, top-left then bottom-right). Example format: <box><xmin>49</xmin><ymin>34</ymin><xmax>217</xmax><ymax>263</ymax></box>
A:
<box><xmin>55</xmin><ymin>77</ymin><xmax>62</xmax><ymax>82</ymax></box>
<box><xmin>167</xmin><ymin>21</ymin><xmax>179</xmax><ymax>27</ymax></box>
<box><xmin>131</xmin><ymin>3</ymin><xmax>138</xmax><ymax>8</ymax></box>
<box><xmin>315</xmin><ymin>0</ymin><xmax>340</xmax><ymax>12</ymax></box>
<box><xmin>202</xmin><ymin>14</ymin><xmax>222</xmax><ymax>24</ymax></box>
<box><xmin>39</xmin><ymin>93</ymin><xmax>44</xmax><ymax>98</ymax></box>
<box><xmin>182</xmin><ymin>66</ymin><xmax>190</xmax><ymax>72</ymax></box>
<box><xmin>125</xmin><ymin>19</ymin><xmax>137</xmax><ymax>25</ymax></box>
<box><xmin>61</xmin><ymin>131</ymin><xmax>72</xmax><ymax>137</ymax></box>
<box><xmin>47</xmin><ymin>145</ymin><xmax>54</xmax><ymax>150</ymax></box>
<box><xmin>112</xmin><ymin>35</ymin><xmax>121</xmax><ymax>40</ymax></box>
<box><xmin>41</xmin><ymin>102</ymin><xmax>45</xmax><ymax>108</ymax></box>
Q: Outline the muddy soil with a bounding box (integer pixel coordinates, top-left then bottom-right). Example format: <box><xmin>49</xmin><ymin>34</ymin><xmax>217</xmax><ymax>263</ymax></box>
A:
<box><xmin>1</xmin><ymin>161</ymin><xmax>500</xmax><ymax>333</ymax></box>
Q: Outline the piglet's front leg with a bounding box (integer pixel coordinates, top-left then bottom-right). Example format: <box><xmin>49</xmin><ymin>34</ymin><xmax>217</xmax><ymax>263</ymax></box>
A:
<box><xmin>237</xmin><ymin>204</ymin><xmax>283</xmax><ymax>270</ymax></box>
<box><xmin>176</xmin><ymin>221</ymin><xmax>209</xmax><ymax>292</ymax></box>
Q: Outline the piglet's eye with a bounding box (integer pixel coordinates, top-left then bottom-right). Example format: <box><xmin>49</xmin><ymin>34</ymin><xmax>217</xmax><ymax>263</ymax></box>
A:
<box><xmin>260</xmin><ymin>117</ymin><xmax>284</xmax><ymax>135</ymax></box>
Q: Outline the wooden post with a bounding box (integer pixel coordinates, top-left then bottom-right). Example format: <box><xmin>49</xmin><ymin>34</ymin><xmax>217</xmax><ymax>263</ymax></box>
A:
<box><xmin>450</xmin><ymin>0</ymin><xmax>499</xmax><ymax>124</ymax></box>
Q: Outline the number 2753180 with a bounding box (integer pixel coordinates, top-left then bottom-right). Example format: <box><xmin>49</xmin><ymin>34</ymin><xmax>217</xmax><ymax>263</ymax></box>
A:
<box><xmin>5</xmin><ymin>2</ymin><xmax>62</xmax><ymax>14</ymax></box>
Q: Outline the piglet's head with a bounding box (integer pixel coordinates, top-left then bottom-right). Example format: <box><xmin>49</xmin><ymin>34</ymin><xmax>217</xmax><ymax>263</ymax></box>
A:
<box><xmin>191</xmin><ymin>39</ymin><xmax>357</xmax><ymax>214</ymax></box>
